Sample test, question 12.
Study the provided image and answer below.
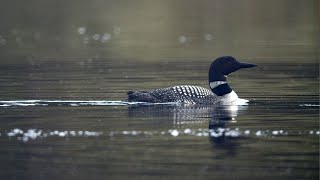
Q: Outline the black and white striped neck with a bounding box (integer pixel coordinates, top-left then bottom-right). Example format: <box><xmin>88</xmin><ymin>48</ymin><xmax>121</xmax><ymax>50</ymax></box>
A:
<box><xmin>209</xmin><ymin>81</ymin><xmax>232</xmax><ymax>96</ymax></box>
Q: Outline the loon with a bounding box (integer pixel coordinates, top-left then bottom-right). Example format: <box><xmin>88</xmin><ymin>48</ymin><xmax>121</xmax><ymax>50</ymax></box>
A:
<box><xmin>127</xmin><ymin>56</ymin><xmax>257</xmax><ymax>105</ymax></box>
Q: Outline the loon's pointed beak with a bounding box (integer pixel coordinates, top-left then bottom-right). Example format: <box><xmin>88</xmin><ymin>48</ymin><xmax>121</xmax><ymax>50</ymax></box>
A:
<box><xmin>239</xmin><ymin>62</ymin><xmax>257</xmax><ymax>69</ymax></box>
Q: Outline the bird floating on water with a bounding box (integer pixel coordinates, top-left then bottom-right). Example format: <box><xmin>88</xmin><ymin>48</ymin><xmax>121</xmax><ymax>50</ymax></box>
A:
<box><xmin>127</xmin><ymin>56</ymin><xmax>257</xmax><ymax>105</ymax></box>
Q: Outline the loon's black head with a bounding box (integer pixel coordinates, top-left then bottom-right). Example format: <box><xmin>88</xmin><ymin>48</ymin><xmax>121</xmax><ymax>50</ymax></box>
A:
<box><xmin>208</xmin><ymin>56</ymin><xmax>257</xmax><ymax>96</ymax></box>
<box><xmin>209</xmin><ymin>56</ymin><xmax>257</xmax><ymax>82</ymax></box>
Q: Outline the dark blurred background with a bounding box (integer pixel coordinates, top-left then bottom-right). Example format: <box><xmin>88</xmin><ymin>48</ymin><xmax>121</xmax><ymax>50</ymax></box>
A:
<box><xmin>0</xmin><ymin>0</ymin><xmax>318</xmax><ymax>63</ymax></box>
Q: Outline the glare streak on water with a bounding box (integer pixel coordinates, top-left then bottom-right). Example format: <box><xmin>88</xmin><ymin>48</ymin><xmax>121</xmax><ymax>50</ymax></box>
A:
<box><xmin>0</xmin><ymin>100</ymin><xmax>179</xmax><ymax>107</ymax></box>
<box><xmin>0</xmin><ymin>97</ymin><xmax>254</xmax><ymax>107</ymax></box>
<box><xmin>299</xmin><ymin>104</ymin><xmax>320</xmax><ymax>107</ymax></box>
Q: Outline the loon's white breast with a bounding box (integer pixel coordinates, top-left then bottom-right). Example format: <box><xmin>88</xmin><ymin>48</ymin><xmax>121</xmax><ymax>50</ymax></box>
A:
<box><xmin>217</xmin><ymin>90</ymin><xmax>238</xmax><ymax>104</ymax></box>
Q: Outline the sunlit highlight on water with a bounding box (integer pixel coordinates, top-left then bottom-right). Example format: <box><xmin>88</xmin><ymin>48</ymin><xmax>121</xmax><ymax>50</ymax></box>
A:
<box><xmin>2</xmin><ymin>127</ymin><xmax>319</xmax><ymax>143</ymax></box>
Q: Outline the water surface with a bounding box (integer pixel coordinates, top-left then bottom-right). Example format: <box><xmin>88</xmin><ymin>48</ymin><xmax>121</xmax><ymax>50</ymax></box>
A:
<box><xmin>0</xmin><ymin>60</ymin><xmax>318</xmax><ymax>180</ymax></box>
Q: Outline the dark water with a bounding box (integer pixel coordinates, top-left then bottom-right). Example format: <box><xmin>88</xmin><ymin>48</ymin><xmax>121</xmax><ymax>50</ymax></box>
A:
<box><xmin>0</xmin><ymin>60</ymin><xmax>318</xmax><ymax>180</ymax></box>
<box><xmin>0</xmin><ymin>1</ymin><xmax>319</xmax><ymax>179</ymax></box>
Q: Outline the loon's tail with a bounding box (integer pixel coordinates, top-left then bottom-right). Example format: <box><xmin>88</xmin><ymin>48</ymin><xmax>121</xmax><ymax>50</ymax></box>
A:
<box><xmin>127</xmin><ymin>90</ymin><xmax>158</xmax><ymax>103</ymax></box>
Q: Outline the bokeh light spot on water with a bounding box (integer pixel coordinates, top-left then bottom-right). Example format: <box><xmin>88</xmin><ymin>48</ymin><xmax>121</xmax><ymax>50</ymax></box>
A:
<box><xmin>77</xmin><ymin>26</ymin><xmax>87</xmax><ymax>35</ymax></box>
<box><xmin>101</xmin><ymin>33</ymin><xmax>112</xmax><ymax>43</ymax></box>
<box><xmin>256</xmin><ymin>130</ymin><xmax>262</xmax><ymax>136</ymax></box>
<box><xmin>204</xmin><ymin>33</ymin><xmax>214</xmax><ymax>41</ymax></box>
<box><xmin>58</xmin><ymin>132</ymin><xmax>67</xmax><ymax>137</ymax></box>
<box><xmin>92</xmin><ymin>34</ymin><xmax>101</xmax><ymax>41</ymax></box>
<box><xmin>225</xmin><ymin>130</ymin><xmax>240</xmax><ymax>137</ymax></box>
<box><xmin>272</xmin><ymin>130</ymin><xmax>279</xmax><ymax>135</ymax></box>
<box><xmin>178</xmin><ymin>35</ymin><xmax>187</xmax><ymax>44</ymax></box>
<box><xmin>183</xmin><ymin>128</ymin><xmax>191</xmax><ymax>134</ymax></box>
<box><xmin>169</xmin><ymin>129</ymin><xmax>179</xmax><ymax>137</ymax></box>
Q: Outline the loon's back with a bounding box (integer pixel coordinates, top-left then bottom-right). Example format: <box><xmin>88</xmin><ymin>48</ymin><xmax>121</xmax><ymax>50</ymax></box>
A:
<box><xmin>127</xmin><ymin>85</ymin><xmax>215</xmax><ymax>104</ymax></box>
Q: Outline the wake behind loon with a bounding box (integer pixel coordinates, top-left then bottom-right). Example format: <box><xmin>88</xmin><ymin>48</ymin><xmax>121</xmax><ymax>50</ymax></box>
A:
<box><xmin>127</xmin><ymin>56</ymin><xmax>257</xmax><ymax>105</ymax></box>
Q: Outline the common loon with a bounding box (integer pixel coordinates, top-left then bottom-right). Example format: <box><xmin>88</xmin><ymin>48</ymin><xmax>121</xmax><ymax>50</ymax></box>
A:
<box><xmin>127</xmin><ymin>56</ymin><xmax>257</xmax><ymax>105</ymax></box>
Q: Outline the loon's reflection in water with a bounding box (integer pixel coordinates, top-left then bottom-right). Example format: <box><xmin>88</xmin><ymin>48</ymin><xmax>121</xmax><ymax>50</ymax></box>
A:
<box><xmin>207</xmin><ymin>105</ymin><xmax>248</xmax><ymax>157</ymax></box>
<box><xmin>128</xmin><ymin>104</ymin><xmax>248</xmax><ymax>148</ymax></box>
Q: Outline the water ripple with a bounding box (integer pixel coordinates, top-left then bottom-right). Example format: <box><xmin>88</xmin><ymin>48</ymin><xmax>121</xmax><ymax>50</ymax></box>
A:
<box><xmin>1</xmin><ymin>100</ymin><xmax>317</xmax><ymax>107</ymax></box>
<box><xmin>0</xmin><ymin>100</ymin><xmax>178</xmax><ymax>107</ymax></box>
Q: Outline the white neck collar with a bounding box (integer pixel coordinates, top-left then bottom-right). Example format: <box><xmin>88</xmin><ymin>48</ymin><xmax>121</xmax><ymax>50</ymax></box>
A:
<box><xmin>209</xmin><ymin>81</ymin><xmax>227</xmax><ymax>89</ymax></box>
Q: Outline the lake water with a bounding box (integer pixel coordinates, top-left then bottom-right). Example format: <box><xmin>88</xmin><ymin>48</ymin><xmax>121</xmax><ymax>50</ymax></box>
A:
<box><xmin>0</xmin><ymin>1</ymin><xmax>319</xmax><ymax>179</ymax></box>
<box><xmin>0</xmin><ymin>59</ymin><xmax>318</xmax><ymax>180</ymax></box>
